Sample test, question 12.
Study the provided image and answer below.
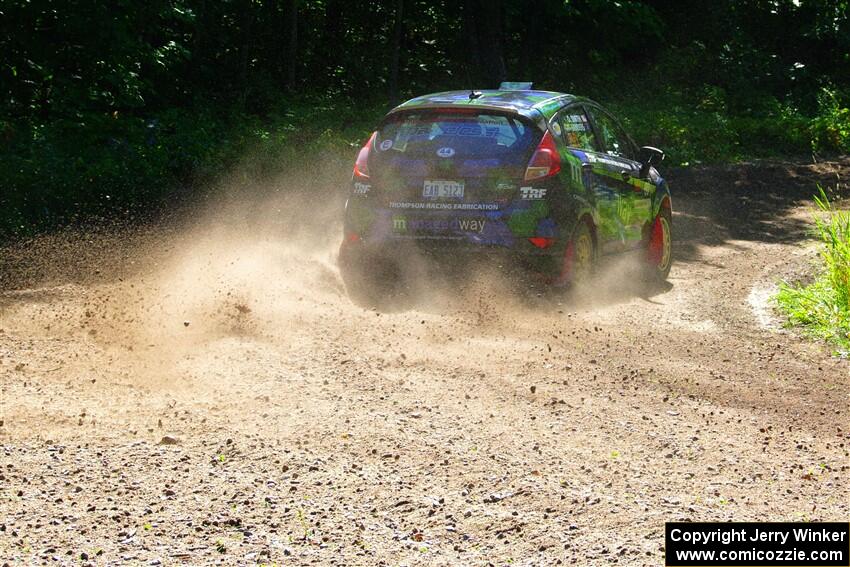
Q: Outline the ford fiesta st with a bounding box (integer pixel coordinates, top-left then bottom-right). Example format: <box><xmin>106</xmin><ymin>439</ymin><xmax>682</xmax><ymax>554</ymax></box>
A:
<box><xmin>339</xmin><ymin>84</ymin><xmax>672</xmax><ymax>296</ymax></box>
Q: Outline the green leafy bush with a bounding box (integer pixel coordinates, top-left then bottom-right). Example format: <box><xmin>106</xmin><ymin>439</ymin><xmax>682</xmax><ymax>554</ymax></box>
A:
<box><xmin>0</xmin><ymin>89</ymin><xmax>838</xmax><ymax>239</ymax></box>
<box><xmin>611</xmin><ymin>97</ymin><xmax>806</xmax><ymax>166</ymax></box>
<box><xmin>776</xmin><ymin>188</ymin><xmax>850</xmax><ymax>352</ymax></box>
<box><xmin>0</xmin><ymin>97</ymin><xmax>384</xmax><ymax>239</ymax></box>
<box><xmin>810</xmin><ymin>88</ymin><xmax>850</xmax><ymax>154</ymax></box>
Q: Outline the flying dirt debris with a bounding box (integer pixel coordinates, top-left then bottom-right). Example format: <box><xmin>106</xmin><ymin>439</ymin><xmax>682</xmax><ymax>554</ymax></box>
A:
<box><xmin>1</xmin><ymin>159</ymin><xmax>848</xmax><ymax>564</ymax></box>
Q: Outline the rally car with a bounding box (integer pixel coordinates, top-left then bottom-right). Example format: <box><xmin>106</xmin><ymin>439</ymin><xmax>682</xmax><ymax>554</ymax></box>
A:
<box><xmin>339</xmin><ymin>84</ymin><xmax>672</xmax><ymax>295</ymax></box>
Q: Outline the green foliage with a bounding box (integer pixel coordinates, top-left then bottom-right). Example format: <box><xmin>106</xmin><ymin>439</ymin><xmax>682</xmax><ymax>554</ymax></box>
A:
<box><xmin>606</xmin><ymin>84</ymin><xmax>811</xmax><ymax>165</ymax></box>
<box><xmin>810</xmin><ymin>88</ymin><xmax>850</xmax><ymax>153</ymax></box>
<box><xmin>776</xmin><ymin>188</ymin><xmax>850</xmax><ymax>352</ymax></box>
<box><xmin>1</xmin><ymin>0</ymin><xmax>849</xmax><ymax>237</ymax></box>
<box><xmin>0</xmin><ymin>97</ymin><xmax>384</xmax><ymax>238</ymax></box>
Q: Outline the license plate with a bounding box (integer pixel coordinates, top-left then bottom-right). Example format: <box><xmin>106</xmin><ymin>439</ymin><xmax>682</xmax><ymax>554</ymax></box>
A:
<box><xmin>423</xmin><ymin>179</ymin><xmax>464</xmax><ymax>199</ymax></box>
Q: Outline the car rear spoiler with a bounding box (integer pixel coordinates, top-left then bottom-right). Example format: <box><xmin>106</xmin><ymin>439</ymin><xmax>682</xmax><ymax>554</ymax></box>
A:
<box><xmin>383</xmin><ymin>103</ymin><xmax>547</xmax><ymax>129</ymax></box>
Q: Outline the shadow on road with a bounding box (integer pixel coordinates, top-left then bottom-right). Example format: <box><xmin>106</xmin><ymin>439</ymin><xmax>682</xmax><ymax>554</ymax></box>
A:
<box><xmin>667</xmin><ymin>158</ymin><xmax>848</xmax><ymax>264</ymax></box>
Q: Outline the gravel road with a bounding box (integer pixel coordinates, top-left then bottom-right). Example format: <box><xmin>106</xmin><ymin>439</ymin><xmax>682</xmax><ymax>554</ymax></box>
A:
<box><xmin>1</xmin><ymin>159</ymin><xmax>848</xmax><ymax>566</ymax></box>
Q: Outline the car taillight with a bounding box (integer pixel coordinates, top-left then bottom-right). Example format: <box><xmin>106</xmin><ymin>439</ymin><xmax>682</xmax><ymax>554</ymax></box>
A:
<box><xmin>528</xmin><ymin>237</ymin><xmax>555</xmax><ymax>249</ymax></box>
<box><xmin>524</xmin><ymin>130</ymin><xmax>561</xmax><ymax>181</ymax></box>
<box><xmin>353</xmin><ymin>131</ymin><xmax>377</xmax><ymax>179</ymax></box>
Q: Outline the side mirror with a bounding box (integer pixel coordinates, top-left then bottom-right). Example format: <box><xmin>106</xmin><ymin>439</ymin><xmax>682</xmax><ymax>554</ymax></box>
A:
<box><xmin>638</xmin><ymin>146</ymin><xmax>664</xmax><ymax>178</ymax></box>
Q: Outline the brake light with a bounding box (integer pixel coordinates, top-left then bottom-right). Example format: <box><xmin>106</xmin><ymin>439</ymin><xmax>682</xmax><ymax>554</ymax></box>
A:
<box><xmin>432</xmin><ymin>108</ymin><xmax>479</xmax><ymax>114</ymax></box>
<box><xmin>528</xmin><ymin>237</ymin><xmax>555</xmax><ymax>249</ymax></box>
<box><xmin>353</xmin><ymin>131</ymin><xmax>377</xmax><ymax>179</ymax></box>
<box><xmin>524</xmin><ymin>131</ymin><xmax>561</xmax><ymax>181</ymax></box>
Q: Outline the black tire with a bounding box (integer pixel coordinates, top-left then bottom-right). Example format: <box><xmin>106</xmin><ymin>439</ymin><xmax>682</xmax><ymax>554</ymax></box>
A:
<box><xmin>339</xmin><ymin>245</ymin><xmax>403</xmax><ymax>306</ymax></box>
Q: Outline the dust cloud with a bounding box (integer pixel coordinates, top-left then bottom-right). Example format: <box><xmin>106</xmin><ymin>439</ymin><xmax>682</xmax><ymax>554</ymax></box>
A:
<box><xmin>0</xmin><ymin>158</ymin><xmax>665</xmax><ymax>394</ymax></box>
<box><xmin>0</xmin><ymin>166</ymin><xmax>354</xmax><ymax>384</ymax></box>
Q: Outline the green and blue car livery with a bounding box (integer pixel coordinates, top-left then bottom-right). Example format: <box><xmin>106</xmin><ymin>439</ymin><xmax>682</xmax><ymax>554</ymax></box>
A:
<box><xmin>340</xmin><ymin>85</ymin><xmax>673</xmax><ymax>285</ymax></box>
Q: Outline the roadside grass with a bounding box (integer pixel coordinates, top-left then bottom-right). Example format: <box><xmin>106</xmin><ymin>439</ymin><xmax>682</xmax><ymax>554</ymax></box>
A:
<box><xmin>776</xmin><ymin>188</ymin><xmax>850</xmax><ymax>353</ymax></box>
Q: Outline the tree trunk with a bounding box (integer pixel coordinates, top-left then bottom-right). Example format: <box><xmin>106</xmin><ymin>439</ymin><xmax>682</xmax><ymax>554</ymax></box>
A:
<box><xmin>191</xmin><ymin>0</ymin><xmax>207</xmax><ymax>85</ymax></box>
<box><xmin>388</xmin><ymin>0</ymin><xmax>404</xmax><ymax>104</ymax></box>
<box><xmin>238</xmin><ymin>0</ymin><xmax>255</xmax><ymax>108</ymax></box>
<box><xmin>284</xmin><ymin>0</ymin><xmax>298</xmax><ymax>92</ymax></box>
<box><xmin>322</xmin><ymin>0</ymin><xmax>343</xmax><ymax>77</ymax></box>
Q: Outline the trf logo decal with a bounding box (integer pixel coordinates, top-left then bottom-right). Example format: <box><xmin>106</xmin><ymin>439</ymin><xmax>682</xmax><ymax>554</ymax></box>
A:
<box><xmin>520</xmin><ymin>187</ymin><xmax>547</xmax><ymax>200</ymax></box>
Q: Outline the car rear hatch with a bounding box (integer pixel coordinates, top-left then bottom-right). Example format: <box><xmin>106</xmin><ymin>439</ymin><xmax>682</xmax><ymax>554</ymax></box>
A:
<box><xmin>368</xmin><ymin>109</ymin><xmax>542</xmax><ymax>240</ymax></box>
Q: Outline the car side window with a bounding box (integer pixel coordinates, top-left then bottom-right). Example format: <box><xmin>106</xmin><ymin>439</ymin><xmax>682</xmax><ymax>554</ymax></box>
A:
<box><xmin>588</xmin><ymin>108</ymin><xmax>634</xmax><ymax>160</ymax></box>
<box><xmin>552</xmin><ymin>108</ymin><xmax>595</xmax><ymax>151</ymax></box>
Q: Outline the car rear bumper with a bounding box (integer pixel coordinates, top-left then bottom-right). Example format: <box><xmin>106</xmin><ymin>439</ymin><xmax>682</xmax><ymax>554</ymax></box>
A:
<box><xmin>344</xmin><ymin>208</ymin><xmax>562</xmax><ymax>249</ymax></box>
<box><xmin>338</xmin><ymin>235</ymin><xmax>562</xmax><ymax>279</ymax></box>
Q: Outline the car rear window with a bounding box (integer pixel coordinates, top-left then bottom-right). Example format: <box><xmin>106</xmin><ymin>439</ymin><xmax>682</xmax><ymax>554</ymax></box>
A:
<box><xmin>375</xmin><ymin>112</ymin><xmax>537</xmax><ymax>158</ymax></box>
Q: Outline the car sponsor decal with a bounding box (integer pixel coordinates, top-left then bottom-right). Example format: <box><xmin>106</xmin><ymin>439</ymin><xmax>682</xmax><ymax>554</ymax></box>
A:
<box><xmin>436</xmin><ymin>147</ymin><xmax>456</xmax><ymax>158</ymax></box>
<box><xmin>562</xmin><ymin>113</ymin><xmax>590</xmax><ymax>132</ymax></box>
<box><xmin>353</xmin><ymin>182</ymin><xmax>371</xmax><ymax>194</ymax></box>
<box><xmin>371</xmin><ymin>207</ymin><xmax>523</xmax><ymax>246</ymax></box>
<box><xmin>589</xmin><ymin>164</ymin><xmax>656</xmax><ymax>194</ymax></box>
<box><xmin>456</xmin><ymin>218</ymin><xmax>486</xmax><ymax>233</ymax></box>
<box><xmin>389</xmin><ymin>201</ymin><xmax>499</xmax><ymax>211</ymax></box>
<box><xmin>586</xmin><ymin>153</ymin><xmax>628</xmax><ymax>168</ymax></box>
<box><xmin>379</xmin><ymin>139</ymin><xmax>393</xmax><ymax>151</ymax></box>
<box><xmin>519</xmin><ymin>186</ymin><xmax>547</xmax><ymax>200</ymax></box>
<box><xmin>438</xmin><ymin>124</ymin><xmax>500</xmax><ymax>137</ymax></box>
<box><xmin>392</xmin><ymin>216</ymin><xmax>488</xmax><ymax>234</ymax></box>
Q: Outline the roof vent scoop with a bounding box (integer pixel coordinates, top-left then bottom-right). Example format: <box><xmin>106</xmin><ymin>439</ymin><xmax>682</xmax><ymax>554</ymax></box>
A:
<box><xmin>468</xmin><ymin>91</ymin><xmax>483</xmax><ymax>100</ymax></box>
<box><xmin>499</xmin><ymin>82</ymin><xmax>533</xmax><ymax>90</ymax></box>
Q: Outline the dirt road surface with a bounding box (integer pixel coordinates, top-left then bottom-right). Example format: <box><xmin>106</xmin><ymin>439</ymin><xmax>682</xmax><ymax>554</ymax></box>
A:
<box><xmin>1</xmin><ymin>159</ymin><xmax>848</xmax><ymax>566</ymax></box>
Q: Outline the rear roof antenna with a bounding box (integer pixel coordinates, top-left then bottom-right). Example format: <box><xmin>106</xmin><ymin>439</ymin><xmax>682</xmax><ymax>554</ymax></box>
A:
<box><xmin>468</xmin><ymin>90</ymin><xmax>483</xmax><ymax>100</ymax></box>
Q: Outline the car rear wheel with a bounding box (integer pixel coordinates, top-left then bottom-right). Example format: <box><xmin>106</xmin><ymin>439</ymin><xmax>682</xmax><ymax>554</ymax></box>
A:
<box><xmin>339</xmin><ymin>244</ymin><xmax>398</xmax><ymax>305</ymax></box>
<box><xmin>645</xmin><ymin>207</ymin><xmax>673</xmax><ymax>281</ymax></box>
<box><xmin>556</xmin><ymin>221</ymin><xmax>595</xmax><ymax>287</ymax></box>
